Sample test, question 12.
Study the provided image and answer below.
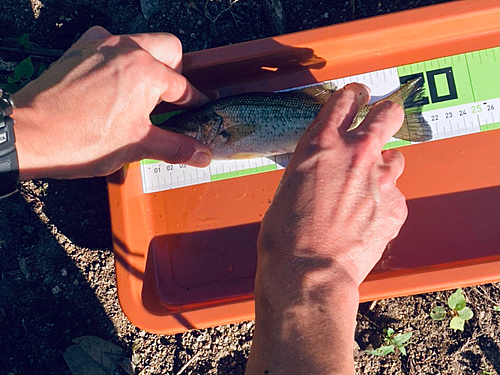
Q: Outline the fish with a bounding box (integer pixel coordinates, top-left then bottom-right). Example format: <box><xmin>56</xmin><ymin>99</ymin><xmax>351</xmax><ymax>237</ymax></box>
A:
<box><xmin>158</xmin><ymin>77</ymin><xmax>432</xmax><ymax>159</ymax></box>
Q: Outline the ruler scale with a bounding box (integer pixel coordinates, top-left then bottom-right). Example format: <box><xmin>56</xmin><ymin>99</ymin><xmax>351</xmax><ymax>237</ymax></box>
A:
<box><xmin>141</xmin><ymin>47</ymin><xmax>499</xmax><ymax>194</ymax></box>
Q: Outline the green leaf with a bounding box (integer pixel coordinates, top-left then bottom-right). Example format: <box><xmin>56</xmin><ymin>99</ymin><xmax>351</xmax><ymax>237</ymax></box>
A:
<box><xmin>450</xmin><ymin>316</ymin><xmax>465</xmax><ymax>331</ymax></box>
<box><xmin>457</xmin><ymin>307</ymin><xmax>473</xmax><ymax>320</ymax></box>
<box><xmin>399</xmin><ymin>345</ymin><xmax>407</xmax><ymax>356</ymax></box>
<box><xmin>10</xmin><ymin>57</ymin><xmax>34</xmax><ymax>83</ymax></box>
<box><xmin>494</xmin><ymin>306</ymin><xmax>500</xmax><ymax>312</ymax></box>
<box><xmin>430</xmin><ymin>306</ymin><xmax>447</xmax><ymax>320</ymax></box>
<box><xmin>17</xmin><ymin>34</ymin><xmax>33</xmax><ymax>49</ymax></box>
<box><xmin>392</xmin><ymin>332</ymin><xmax>412</xmax><ymax>347</ymax></box>
<box><xmin>448</xmin><ymin>288</ymin><xmax>466</xmax><ymax>311</ymax></box>
<box><xmin>366</xmin><ymin>345</ymin><xmax>395</xmax><ymax>356</ymax></box>
<box><xmin>385</xmin><ymin>328</ymin><xmax>395</xmax><ymax>337</ymax></box>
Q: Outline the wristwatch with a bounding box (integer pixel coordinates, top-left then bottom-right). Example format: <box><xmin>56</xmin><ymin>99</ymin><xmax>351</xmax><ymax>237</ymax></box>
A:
<box><xmin>0</xmin><ymin>89</ymin><xmax>19</xmax><ymax>199</ymax></box>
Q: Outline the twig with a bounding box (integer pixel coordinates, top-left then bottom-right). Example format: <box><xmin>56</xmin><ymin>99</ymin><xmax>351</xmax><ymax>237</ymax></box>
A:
<box><xmin>369</xmin><ymin>300</ymin><xmax>378</xmax><ymax>310</ymax></box>
<box><xmin>356</xmin><ymin>312</ymin><xmax>382</xmax><ymax>329</ymax></box>
<box><xmin>176</xmin><ymin>352</ymin><xmax>202</xmax><ymax>375</ymax></box>
<box><xmin>213</xmin><ymin>0</ymin><xmax>239</xmax><ymax>23</ymax></box>
<box><xmin>21</xmin><ymin>319</ymin><xmax>44</xmax><ymax>371</ymax></box>
<box><xmin>0</xmin><ymin>38</ymin><xmax>63</xmax><ymax>60</ymax></box>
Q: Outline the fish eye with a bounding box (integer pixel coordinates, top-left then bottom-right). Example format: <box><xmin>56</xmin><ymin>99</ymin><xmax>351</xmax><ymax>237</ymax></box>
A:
<box><xmin>219</xmin><ymin>130</ymin><xmax>231</xmax><ymax>139</ymax></box>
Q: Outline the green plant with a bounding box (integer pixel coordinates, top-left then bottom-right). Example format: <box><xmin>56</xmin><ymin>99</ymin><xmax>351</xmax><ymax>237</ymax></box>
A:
<box><xmin>0</xmin><ymin>34</ymin><xmax>47</xmax><ymax>93</ymax></box>
<box><xmin>493</xmin><ymin>306</ymin><xmax>500</xmax><ymax>312</ymax></box>
<box><xmin>430</xmin><ymin>288</ymin><xmax>474</xmax><ymax>331</ymax></box>
<box><xmin>366</xmin><ymin>328</ymin><xmax>413</xmax><ymax>356</ymax></box>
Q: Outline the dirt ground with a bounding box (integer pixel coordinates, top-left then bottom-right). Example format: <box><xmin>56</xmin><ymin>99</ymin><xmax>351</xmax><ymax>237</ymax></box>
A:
<box><xmin>0</xmin><ymin>0</ymin><xmax>499</xmax><ymax>374</ymax></box>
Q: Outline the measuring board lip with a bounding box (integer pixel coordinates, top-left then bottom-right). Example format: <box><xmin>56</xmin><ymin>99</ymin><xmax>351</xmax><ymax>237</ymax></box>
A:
<box><xmin>142</xmin><ymin>47</ymin><xmax>500</xmax><ymax>194</ymax></box>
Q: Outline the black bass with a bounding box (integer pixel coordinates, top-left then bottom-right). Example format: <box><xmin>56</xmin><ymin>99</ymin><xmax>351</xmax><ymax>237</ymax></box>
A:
<box><xmin>158</xmin><ymin>78</ymin><xmax>431</xmax><ymax>159</ymax></box>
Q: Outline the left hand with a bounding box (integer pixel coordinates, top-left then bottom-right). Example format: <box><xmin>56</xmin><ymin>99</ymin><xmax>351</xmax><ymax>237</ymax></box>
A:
<box><xmin>12</xmin><ymin>26</ymin><xmax>212</xmax><ymax>180</ymax></box>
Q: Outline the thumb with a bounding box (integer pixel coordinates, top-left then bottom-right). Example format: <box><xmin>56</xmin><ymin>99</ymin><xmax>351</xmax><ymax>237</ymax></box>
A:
<box><xmin>140</xmin><ymin>125</ymin><xmax>212</xmax><ymax>167</ymax></box>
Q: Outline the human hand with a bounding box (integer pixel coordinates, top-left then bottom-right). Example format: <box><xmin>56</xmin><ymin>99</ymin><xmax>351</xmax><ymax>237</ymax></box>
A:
<box><xmin>258</xmin><ymin>83</ymin><xmax>407</xmax><ymax>289</ymax></box>
<box><xmin>247</xmin><ymin>84</ymin><xmax>407</xmax><ymax>375</ymax></box>
<box><xmin>11</xmin><ymin>26</ymin><xmax>212</xmax><ymax>180</ymax></box>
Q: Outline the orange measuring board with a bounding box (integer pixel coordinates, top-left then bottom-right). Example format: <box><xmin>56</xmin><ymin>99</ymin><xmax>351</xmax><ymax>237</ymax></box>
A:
<box><xmin>107</xmin><ymin>0</ymin><xmax>500</xmax><ymax>334</ymax></box>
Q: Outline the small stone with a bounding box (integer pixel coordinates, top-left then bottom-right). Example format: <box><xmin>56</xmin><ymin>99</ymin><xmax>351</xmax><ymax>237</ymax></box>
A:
<box><xmin>197</xmin><ymin>20</ymin><xmax>202</xmax><ymax>25</ymax></box>
<box><xmin>131</xmin><ymin>353</ymin><xmax>141</xmax><ymax>365</ymax></box>
<box><xmin>190</xmin><ymin>33</ymin><xmax>196</xmax><ymax>38</ymax></box>
<box><xmin>139</xmin><ymin>330</ymin><xmax>146</xmax><ymax>337</ymax></box>
<box><xmin>73</xmin><ymin>279</ymin><xmax>79</xmax><ymax>286</ymax></box>
<box><xmin>52</xmin><ymin>286</ymin><xmax>61</xmax><ymax>294</ymax></box>
<box><xmin>60</xmin><ymin>268</ymin><xmax>68</xmax><ymax>277</ymax></box>
<box><xmin>179</xmin><ymin>29</ymin><xmax>185</xmax><ymax>34</ymax></box>
<box><xmin>323</xmin><ymin>12</ymin><xmax>329</xmax><ymax>18</ymax></box>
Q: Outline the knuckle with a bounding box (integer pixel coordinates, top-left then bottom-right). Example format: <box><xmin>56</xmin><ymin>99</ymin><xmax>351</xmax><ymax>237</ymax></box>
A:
<box><xmin>308</xmin><ymin>127</ymin><xmax>337</xmax><ymax>150</ymax></box>
<box><xmin>168</xmin><ymin>34</ymin><xmax>183</xmax><ymax>57</ymax></box>
<box><xmin>165</xmin><ymin>74</ymin><xmax>189</xmax><ymax>101</ymax></box>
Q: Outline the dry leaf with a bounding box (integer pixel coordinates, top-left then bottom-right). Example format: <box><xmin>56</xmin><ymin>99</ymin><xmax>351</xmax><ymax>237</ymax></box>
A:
<box><xmin>64</xmin><ymin>336</ymin><xmax>133</xmax><ymax>375</ymax></box>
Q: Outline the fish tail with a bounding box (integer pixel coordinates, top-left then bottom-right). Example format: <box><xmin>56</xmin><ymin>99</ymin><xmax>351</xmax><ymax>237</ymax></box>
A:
<box><xmin>388</xmin><ymin>77</ymin><xmax>432</xmax><ymax>142</ymax></box>
<box><xmin>349</xmin><ymin>77</ymin><xmax>432</xmax><ymax>142</ymax></box>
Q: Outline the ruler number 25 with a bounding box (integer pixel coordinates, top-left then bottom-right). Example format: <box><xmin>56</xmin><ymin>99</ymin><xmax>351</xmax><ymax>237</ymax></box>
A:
<box><xmin>472</xmin><ymin>104</ymin><xmax>495</xmax><ymax>113</ymax></box>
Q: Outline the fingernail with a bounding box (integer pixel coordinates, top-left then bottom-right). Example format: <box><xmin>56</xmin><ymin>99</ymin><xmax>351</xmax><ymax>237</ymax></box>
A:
<box><xmin>189</xmin><ymin>151</ymin><xmax>211</xmax><ymax>167</ymax></box>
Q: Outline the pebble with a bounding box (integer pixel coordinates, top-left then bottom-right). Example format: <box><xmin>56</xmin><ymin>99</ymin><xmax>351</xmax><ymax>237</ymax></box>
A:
<box><xmin>60</xmin><ymin>268</ymin><xmax>68</xmax><ymax>277</ymax></box>
<box><xmin>323</xmin><ymin>12</ymin><xmax>329</xmax><ymax>18</ymax></box>
<box><xmin>52</xmin><ymin>286</ymin><xmax>61</xmax><ymax>294</ymax></box>
<box><xmin>179</xmin><ymin>29</ymin><xmax>185</xmax><ymax>34</ymax></box>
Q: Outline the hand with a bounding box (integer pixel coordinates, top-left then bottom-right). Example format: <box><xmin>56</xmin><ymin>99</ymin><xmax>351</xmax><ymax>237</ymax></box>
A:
<box><xmin>11</xmin><ymin>26</ymin><xmax>212</xmax><ymax>180</ymax></box>
<box><xmin>258</xmin><ymin>83</ymin><xmax>407</xmax><ymax>287</ymax></box>
<box><xmin>247</xmin><ymin>84</ymin><xmax>407</xmax><ymax>375</ymax></box>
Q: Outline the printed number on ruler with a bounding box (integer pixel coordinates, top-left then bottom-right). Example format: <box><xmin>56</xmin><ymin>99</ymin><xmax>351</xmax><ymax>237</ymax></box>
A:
<box><xmin>142</xmin><ymin>47</ymin><xmax>500</xmax><ymax>194</ymax></box>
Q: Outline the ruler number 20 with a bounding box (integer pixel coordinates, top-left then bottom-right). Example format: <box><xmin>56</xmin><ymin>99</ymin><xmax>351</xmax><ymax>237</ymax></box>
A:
<box><xmin>400</xmin><ymin>67</ymin><xmax>458</xmax><ymax>106</ymax></box>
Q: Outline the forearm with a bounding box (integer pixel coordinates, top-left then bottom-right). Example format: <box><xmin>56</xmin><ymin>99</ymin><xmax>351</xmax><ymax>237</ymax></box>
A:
<box><xmin>246</xmin><ymin>257</ymin><xmax>359</xmax><ymax>375</ymax></box>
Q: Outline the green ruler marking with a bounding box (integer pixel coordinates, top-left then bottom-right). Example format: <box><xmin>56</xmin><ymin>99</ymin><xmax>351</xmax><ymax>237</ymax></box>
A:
<box><xmin>397</xmin><ymin>47</ymin><xmax>499</xmax><ymax>112</ymax></box>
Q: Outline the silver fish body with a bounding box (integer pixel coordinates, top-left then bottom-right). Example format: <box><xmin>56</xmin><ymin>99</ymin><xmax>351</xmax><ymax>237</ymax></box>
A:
<box><xmin>159</xmin><ymin>78</ymin><xmax>431</xmax><ymax>159</ymax></box>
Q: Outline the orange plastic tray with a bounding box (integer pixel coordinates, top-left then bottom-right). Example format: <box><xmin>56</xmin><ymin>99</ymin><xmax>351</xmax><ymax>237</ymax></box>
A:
<box><xmin>107</xmin><ymin>0</ymin><xmax>500</xmax><ymax>334</ymax></box>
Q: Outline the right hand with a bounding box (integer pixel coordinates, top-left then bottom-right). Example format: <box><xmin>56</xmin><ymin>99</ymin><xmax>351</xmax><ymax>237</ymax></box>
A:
<box><xmin>257</xmin><ymin>83</ymin><xmax>408</xmax><ymax>289</ymax></box>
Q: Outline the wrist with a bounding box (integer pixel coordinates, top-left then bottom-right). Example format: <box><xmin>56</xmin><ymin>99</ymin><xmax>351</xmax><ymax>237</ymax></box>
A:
<box><xmin>10</xmin><ymin>98</ymin><xmax>50</xmax><ymax>181</ymax></box>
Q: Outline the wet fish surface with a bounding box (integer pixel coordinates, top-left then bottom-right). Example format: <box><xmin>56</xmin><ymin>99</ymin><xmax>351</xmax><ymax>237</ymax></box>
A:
<box><xmin>158</xmin><ymin>78</ymin><xmax>432</xmax><ymax>159</ymax></box>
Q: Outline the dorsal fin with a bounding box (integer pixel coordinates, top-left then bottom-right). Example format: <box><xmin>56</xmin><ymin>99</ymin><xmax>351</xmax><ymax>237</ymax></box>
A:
<box><xmin>295</xmin><ymin>82</ymin><xmax>336</xmax><ymax>104</ymax></box>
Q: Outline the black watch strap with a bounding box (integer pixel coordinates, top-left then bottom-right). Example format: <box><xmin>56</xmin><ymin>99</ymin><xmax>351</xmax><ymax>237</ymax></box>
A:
<box><xmin>0</xmin><ymin>89</ymin><xmax>19</xmax><ymax>199</ymax></box>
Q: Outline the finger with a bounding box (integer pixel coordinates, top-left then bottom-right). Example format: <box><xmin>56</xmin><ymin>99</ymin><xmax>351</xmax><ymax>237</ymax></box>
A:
<box><xmin>141</xmin><ymin>125</ymin><xmax>212</xmax><ymax>167</ymax></box>
<box><xmin>73</xmin><ymin>26</ymin><xmax>112</xmax><ymax>47</ymax></box>
<box><xmin>156</xmin><ymin>63</ymin><xmax>209</xmax><ymax>107</ymax></box>
<box><xmin>126</xmin><ymin>33</ymin><xmax>184</xmax><ymax>72</ymax></box>
<box><xmin>380</xmin><ymin>149</ymin><xmax>405</xmax><ymax>184</ymax></box>
<box><xmin>314</xmin><ymin>83</ymin><xmax>371</xmax><ymax>133</ymax></box>
<box><xmin>354</xmin><ymin>100</ymin><xmax>405</xmax><ymax>150</ymax></box>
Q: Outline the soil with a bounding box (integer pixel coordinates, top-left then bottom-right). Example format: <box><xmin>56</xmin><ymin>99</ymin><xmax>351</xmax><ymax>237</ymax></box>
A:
<box><xmin>1</xmin><ymin>0</ymin><xmax>499</xmax><ymax>374</ymax></box>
